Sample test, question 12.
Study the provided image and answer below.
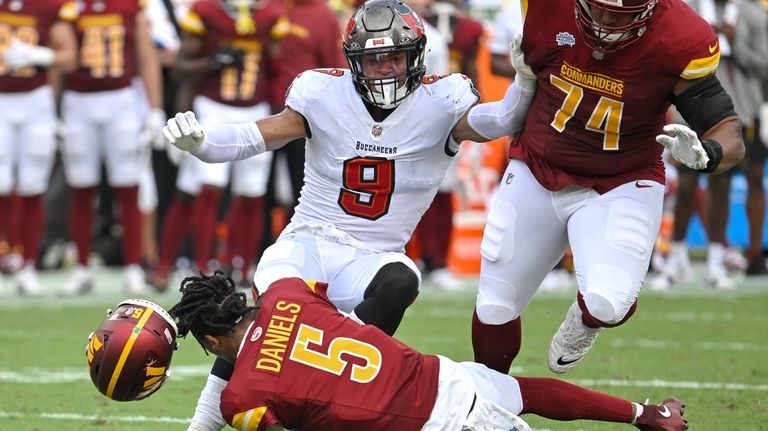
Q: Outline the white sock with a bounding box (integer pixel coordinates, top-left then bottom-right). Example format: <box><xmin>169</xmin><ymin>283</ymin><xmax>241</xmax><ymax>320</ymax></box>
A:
<box><xmin>188</xmin><ymin>374</ymin><xmax>228</xmax><ymax>431</ymax></box>
<box><xmin>707</xmin><ymin>242</ymin><xmax>726</xmax><ymax>271</ymax></box>
<box><xmin>631</xmin><ymin>402</ymin><xmax>645</xmax><ymax>424</ymax></box>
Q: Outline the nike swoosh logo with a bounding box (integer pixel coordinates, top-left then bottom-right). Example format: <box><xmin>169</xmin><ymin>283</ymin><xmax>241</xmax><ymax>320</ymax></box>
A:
<box><xmin>635</xmin><ymin>181</ymin><xmax>652</xmax><ymax>188</ymax></box>
<box><xmin>709</xmin><ymin>41</ymin><xmax>718</xmax><ymax>53</ymax></box>
<box><xmin>556</xmin><ymin>356</ymin><xmax>580</xmax><ymax>366</ymax></box>
<box><xmin>658</xmin><ymin>405</ymin><xmax>672</xmax><ymax>418</ymax></box>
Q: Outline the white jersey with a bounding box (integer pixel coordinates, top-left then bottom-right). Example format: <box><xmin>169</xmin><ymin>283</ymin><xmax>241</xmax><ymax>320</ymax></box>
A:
<box><xmin>284</xmin><ymin>69</ymin><xmax>479</xmax><ymax>253</ymax></box>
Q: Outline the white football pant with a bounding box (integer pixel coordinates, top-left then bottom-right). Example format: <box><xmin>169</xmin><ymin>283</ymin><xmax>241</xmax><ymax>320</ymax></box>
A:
<box><xmin>476</xmin><ymin>159</ymin><xmax>664</xmax><ymax>326</ymax></box>
<box><xmin>0</xmin><ymin>85</ymin><xmax>57</xmax><ymax>196</ymax></box>
<box><xmin>61</xmin><ymin>87</ymin><xmax>143</xmax><ymax>188</ymax></box>
<box><xmin>254</xmin><ymin>228</ymin><xmax>422</xmax><ymax>313</ymax></box>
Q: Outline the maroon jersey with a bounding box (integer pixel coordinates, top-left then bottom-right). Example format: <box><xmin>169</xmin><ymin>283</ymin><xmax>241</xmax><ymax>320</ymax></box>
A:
<box><xmin>0</xmin><ymin>0</ymin><xmax>77</xmax><ymax>93</ymax></box>
<box><xmin>447</xmin><ymin>15</ymin><xmax>483</xmax><ymax>75</ymax></box>
<box><xmin>513</xmin><ymin>0</ymin><xmax>720</xmax><ymax>193</ymax></box>
<box><xmin>268</xmin><ymin>0</ymin><xmax>346</xmax><ymax>109</ymax></box>
<box><xmin>180</xmin><ymin>0</ymin><xmax>283</xmax><ymax>107</ymax></box>
<box><xmin>220</xmin><ymin>278</ymin><xmax>440</xmax><ymax>431</ymax></box>
<box><xmin>66</xmin><ymin>0</ymin><xmax>144</xmax><ymax>92</ymax></box>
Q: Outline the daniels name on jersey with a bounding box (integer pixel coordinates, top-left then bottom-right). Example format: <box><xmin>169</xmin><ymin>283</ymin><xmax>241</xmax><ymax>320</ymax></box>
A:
<box><xmin>285</xmin><ymin>69</ymin><xmax>478</xmax><ymax>253</ymax></box>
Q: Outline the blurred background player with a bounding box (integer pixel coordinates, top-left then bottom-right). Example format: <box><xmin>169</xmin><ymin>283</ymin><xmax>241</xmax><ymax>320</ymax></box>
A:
<box><xmin>147</xmin><ymin>0</ymin><xmax>285</xmax><ymax>291</ymax></box>
<box><xmin>487</xmin><ymin>0</ymin><xmax>522</xmax><ymax>80</ymax></box>
<box><xmin>0</xmin><ymin>0</ymin><xmax>78</xmax><ymax>295</ymax></box>
<box><xmin>653</xmin><ymin>0</ymin><xmax>768</xmax><ymax>290</ymax></box>
<box><xmin>260</xmin><ymin>0</ymin><xmax>347</xmax><ymax>267</ymax></box>
<box><xmin>58</xmin><ymin>0</ymin><xmax>164</xmax><ymax>295</ymax></box>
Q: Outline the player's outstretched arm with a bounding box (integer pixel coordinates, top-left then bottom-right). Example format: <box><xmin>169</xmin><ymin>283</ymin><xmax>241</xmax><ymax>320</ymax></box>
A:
<box><xmin>162</xmin><ymin>108</ymin><xmax>308</xmax><ymax>163</ymax></box>
<box><xmin>452</xmin><ymin>35</ymin><xmax>537</xmax><ymax>143</ymax></box>
<box><xmin>660</xmin><ymin>75</ymin><xmax>745</xmax><ymax>174</ymax></box>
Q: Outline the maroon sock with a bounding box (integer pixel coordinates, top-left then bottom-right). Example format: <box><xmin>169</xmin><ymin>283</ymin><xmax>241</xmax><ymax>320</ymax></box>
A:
<box><xmin>0</xmin><ymin>194</ymin><xmax>12</xmax><ymax>244</ymax></box>
<box><xmin>7</xmin><ymin>193</ymin><xmax>22</xmax><ymax>251</ymax></box>
<box><xmin>418</xmin><ymin>192</ymin><xmax>453</xmax><ymax>268</ymax></box>
<box><xmin>192</xmin><ymin>186</ymin><xmax>222</xmax><ymax>271</ymax></box>
<box><xmin>114</xmin><ymin>186</ymin><xmax>141</xmax><ymax>265</ymax></box>
<box><xmin>158</xmin><ymin>198</ymin><xmax>192</xmax><ymax>269</ymax></box>
<box><xmin>69</xmin><ymin>187</ymin><xmax>96</xmax><ymax>266</ymax></box>
<box><xmin>472</xmin><ymin>310</ymin><xmax>521</xmax><ymax>373</ymax></box>
<box><xmin>517</xmin><ymin>376</ymin><xmax>634</xmax><ymax>422</ymax></box>
<box><xmin>20</xmin><ymin>195</ymin><xmax>44</xmax><ymax>263</ymax></box>
<box><xmin>236</xmin><ymin>196</ymin><xmax>265</xmax><ymax>274</ymax></box>
<box><xmin>225</xmin><ymin>198</ymin><xmax>246</xmax><ymax>265</ymax></box>
<box><xmin>578</xmin><ymin>293</ymin><xmax>638</xmax><ymax>329</ymax></box>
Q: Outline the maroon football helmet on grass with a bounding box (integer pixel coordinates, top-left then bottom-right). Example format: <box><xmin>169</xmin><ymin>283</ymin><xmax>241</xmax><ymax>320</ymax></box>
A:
<box><xmin>86</xmin><ymin>299</ymin><xmax>178</xmax><ymax>401</ymax></box>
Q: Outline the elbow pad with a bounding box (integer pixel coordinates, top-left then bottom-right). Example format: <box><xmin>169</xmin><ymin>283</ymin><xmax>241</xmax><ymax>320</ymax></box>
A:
<box><xmin>195</xmin><ymin>122</ymin><xmax>266</xmax><ymax>163</ymax></box>
<box><xmin>671</xmin><ymin>75</ymin><xmax>737</xmax><ymax>136</ymax></box>
<box><xmin>467</xmin><ymin>80</ymin><xmax>535</xmax><ymax>140</ymax></box>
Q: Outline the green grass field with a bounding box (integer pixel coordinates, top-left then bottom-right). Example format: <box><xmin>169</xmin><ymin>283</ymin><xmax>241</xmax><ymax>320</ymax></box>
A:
<box><xmin>0</xmin><ymin>267</ymin><xmax>766</xmax><ymax>430</ymax></box>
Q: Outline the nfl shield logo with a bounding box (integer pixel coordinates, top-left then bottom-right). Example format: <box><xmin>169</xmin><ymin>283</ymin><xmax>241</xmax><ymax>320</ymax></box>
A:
<box><xmin>371</xmin><ymin>125</ymin><xmax>383</xmax><ymax>136</ymax></box>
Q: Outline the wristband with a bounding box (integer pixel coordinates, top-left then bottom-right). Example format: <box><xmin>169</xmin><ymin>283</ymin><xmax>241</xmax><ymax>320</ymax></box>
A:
<box><xmin>697</xmin><ymin>139</ymin><xmax>723</xmax><ymax>173</ymax></box>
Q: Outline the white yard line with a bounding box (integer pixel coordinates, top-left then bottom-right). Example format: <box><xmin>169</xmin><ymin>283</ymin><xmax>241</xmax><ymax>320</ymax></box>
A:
<box><xmin>0</xmin><ymin>411</ymin><xmax>190</xmax><ymax>424</ymax></box>
<box><xmin>1</xmin><ymin>366</ymin><xmax>766</xmax><ymax>391</ymax></box>
<box><xmin>612</xmin><ymin>338</ymin><xmax>768</xmax><ymax>352</ymax></box>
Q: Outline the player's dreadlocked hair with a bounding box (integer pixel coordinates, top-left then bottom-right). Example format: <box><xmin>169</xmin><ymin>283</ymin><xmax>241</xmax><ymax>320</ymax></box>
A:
<box><xmin>168</xmin><ymin>271</ymin><xmax>256</xmax><ymax>353</ymax></box>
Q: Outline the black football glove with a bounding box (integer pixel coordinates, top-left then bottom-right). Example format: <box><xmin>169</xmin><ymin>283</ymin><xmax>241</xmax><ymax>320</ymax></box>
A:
<box><xmin>210</xmin><ymin>47</ymin><xmax>245</xmax><ymax>70</ymax></box>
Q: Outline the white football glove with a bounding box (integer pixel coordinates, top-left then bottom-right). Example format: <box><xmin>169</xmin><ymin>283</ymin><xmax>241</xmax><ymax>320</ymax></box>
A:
<box><xmin>163</xmin><ymin>111</ymin><xmax>206</xmax><ymax>153</ymax></box>
<box><xmin>3</xmin><ymin>40</ymin><xmax>55</xmax><ymax>69</ymax></box>
<box><xmin>143</xmin><ymin>108</ymin><xmax>168</xmax><ymax>150</ymax></box>
<box><xmin>655</xmin><ymin>124</ymin><xmax>710</xmax><ymax>170</ymax></box>
<box><xmin>510</xmin><ymin>35</ymin><xmax>536</xmax><ymax>91</ymax></box>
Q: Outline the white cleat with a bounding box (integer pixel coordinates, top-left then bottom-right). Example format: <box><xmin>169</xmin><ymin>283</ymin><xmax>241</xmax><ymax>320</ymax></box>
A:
<box><xmin>15</xmin><ymin>265</ymin><xmax>43</xmax><ymax>296</ymax></box>
<box><xmin>59</xmin><ymin>265</ymin><xmax>93</xmax><ymax>296</ymax></box>
<box><xmin>123</xmin><ymin>264</ymin><xmax>147</xmax><ymax>294</ymax></box>
<box><xmin>704</xmin><ymin>264</ymin><xmax>735</xmax><ymax>290</ymax></box>
<box><xmin>548</xmin><ymin>302</ymin><xmax>601</xmax><ymax>374</ymax></box>
<box><xmin>664</xmin><ymin>245</ymin><xmax>693</xmax><ymax>284</ymax></box>
<box><xmin>428</xmin><ymin>268</ymin><xmax>464</xmax><ymax>291</ymax></box>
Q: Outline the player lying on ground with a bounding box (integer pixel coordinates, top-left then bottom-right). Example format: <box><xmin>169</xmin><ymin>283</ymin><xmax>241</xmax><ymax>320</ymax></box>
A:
<box><xmin>162</xmin><ymin>272</ymin><xmax>687</xmax><ymax>431</ymax></box>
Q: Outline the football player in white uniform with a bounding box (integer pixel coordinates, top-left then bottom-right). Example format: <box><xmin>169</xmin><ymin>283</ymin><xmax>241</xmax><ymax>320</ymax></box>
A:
<box><xmin>163</xmin><ymin>0</ymin><xmax>536</xmax><ymax>429</ymax></box>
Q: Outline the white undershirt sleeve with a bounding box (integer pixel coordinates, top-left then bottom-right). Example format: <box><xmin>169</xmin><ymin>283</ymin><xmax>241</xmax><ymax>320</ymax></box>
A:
<box><xmin>193</xmin><ymin>122</ymin><xmax>266</xmax><ymax>163</ymax></box>
<box><xmin>467</xmin><ymin>80</ymin><xmax>535</xmax><ymax>140</ymax></box>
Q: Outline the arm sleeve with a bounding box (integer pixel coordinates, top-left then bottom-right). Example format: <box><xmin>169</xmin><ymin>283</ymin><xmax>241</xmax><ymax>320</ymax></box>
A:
<box><xmin>193</xmin><ymin>122</ymin><xmax>266</xmax><ymax>162</ymax></box>
<box><xmin>467</xmin><ymin>80</ymin><xmax>534</xmax><ymax>140</ymax></box>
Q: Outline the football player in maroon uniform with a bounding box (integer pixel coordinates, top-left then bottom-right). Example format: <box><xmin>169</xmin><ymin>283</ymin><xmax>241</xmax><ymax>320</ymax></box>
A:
<box><xmin>160</xmin><ymin>271</ymin><xmax>687</xmax><ymax>431</ymax></box>
<box><xmin>148</xmin><ymin>0</ymin><xmax>285</xmax><ymax>291</ymax></box>
<box><xmin>0</xmin><ymin>0</ymin><xmax>78</xmax><ymax>295</ymax></box>
<box><xmin>59</xmin><ymin>0</ymin><xmax>164</xmax><ymax>295</ymax></box>
<box><xmin>472</xmin><ymin>0</ymin><xmax>746</xmax><ymax>376</ymax></box>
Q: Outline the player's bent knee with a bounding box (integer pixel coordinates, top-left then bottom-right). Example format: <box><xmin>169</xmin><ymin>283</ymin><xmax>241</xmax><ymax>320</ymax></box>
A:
<box><xmin>476</xmin><ymin>277</ymin><xmax>520</xmax><ymax>325</ymax></box>
<box><xmin>581</xmin><ymin>263</ymin><xmax>634</xmax><ymax>324</ymax></box>
<box><xmin>480</xmin><ymin>199</ymin><xmax>516</xmax><ymax>263</ymax></box>
<box><xmin>365</xmin><ymin>262</ymin><xmax>419</xmax><ymax>305</ymax></box>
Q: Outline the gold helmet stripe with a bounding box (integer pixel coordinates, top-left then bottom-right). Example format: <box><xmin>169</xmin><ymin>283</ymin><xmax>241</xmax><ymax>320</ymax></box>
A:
<box><xmin>106</xmin><ymin>308</ymin><xmax>155</xmax><ymax>398</ymax></box>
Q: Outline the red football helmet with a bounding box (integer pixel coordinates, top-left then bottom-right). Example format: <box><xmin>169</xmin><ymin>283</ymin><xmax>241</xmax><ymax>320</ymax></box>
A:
<box><xmin>575</xmin><ymin>0</ymin><xmax>658</xmax><ymax>53</ymax></box>
<box><xmin>86</xmin><ymin>299</ymin><xmax>178</xmax><ymax>402</ymax></box>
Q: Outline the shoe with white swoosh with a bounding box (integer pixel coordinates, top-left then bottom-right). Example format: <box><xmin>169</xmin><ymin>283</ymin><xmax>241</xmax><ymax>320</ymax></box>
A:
<box><xmin>547</xmin><ymin>301</ymin><xmax>601</xmax><ymax>373</ymax></box>
<box><xmin>634</xmin><ymin>398</ymin><xmax>689</xmax><ymax>431</ymax></box>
